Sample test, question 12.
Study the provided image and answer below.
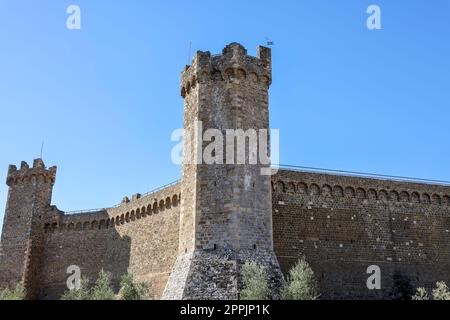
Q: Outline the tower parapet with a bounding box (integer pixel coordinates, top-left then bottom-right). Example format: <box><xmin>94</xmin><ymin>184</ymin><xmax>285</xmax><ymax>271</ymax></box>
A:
<box><xmin>6</xmin><ymin>159</ymin><xmax>56</xmax><ymax>187</ymax></box>
<box><xmin>180</xmin><ymin>42</ymin><xmax>272</xmax><ymax>99</ymax></box>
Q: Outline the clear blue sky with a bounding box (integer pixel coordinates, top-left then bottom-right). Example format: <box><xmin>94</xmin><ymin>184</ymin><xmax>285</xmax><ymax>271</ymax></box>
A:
<box><xmin>0</xmin><ymin>1</ymin><xmax>449</xmax><ymax>227</ymax></box>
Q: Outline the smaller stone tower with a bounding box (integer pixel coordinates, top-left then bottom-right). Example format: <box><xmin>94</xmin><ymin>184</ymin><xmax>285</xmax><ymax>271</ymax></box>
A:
<box><xmin>0</xmin><ymin>159</ymin><xmax>56</xmax><ymax>298</ymax></box>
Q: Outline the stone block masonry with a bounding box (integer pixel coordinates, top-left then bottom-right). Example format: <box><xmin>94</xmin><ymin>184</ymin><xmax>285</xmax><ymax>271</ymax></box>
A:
<box><xmin>1</xmin><ymin>43</ymin><xmax>449</xmax><ymax>299</ymax></box>
<box><xmin>272</xmin><ymin>169</ymin><xmax>450</xmax><ymax>299</ymax></box>
<box><xmin>39</xmin><ymin>182</ymin><xmax>181</xmax><ymax>299</ymax></box>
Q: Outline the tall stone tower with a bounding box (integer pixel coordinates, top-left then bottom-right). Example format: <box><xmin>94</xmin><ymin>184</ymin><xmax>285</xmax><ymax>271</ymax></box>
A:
<box><xmin>0</xmin><ymin>159</ymin><xmax>56</xmax><ymax>298</ymax></box>
<box><xmin>163</xmin><ymin>43</ymin><xmax>284</xmax><ymax>299</ymax></box>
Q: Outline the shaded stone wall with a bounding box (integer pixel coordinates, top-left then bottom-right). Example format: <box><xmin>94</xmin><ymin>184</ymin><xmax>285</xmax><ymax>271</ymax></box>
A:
<box><xmin>38</xmin><ymin>183</ymin><xmax>181</xmax><ymax>299</ymax></box>
<box><xmin>272</xmin><ymin>169</ymin><xmax>450</xmax><ymax>299</ymax></box>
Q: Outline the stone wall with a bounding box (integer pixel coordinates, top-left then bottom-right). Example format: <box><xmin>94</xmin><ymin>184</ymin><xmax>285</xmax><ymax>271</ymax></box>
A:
<box><xmin>272</xmin><ymin>169</ymin><xmax>450</xmax><ymax>299</ymax></box>
<box><xmin>4</xmin><ymin>164</ymin><xmax>450</xmax><ymax>300</ymax></box>
<box><xmin>38</xmin><ymin>183</ymin><xmax>181</xmax><ymax>299</ymax></box>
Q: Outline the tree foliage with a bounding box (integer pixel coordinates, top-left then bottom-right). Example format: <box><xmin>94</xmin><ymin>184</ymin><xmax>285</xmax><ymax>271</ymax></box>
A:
<box><xmin>118</xmin><ymin>273</ymin><xmax>149</xmax><ymax>300</ymax></box>
<box><xmin>61</xmin><ymin>277</ymin><xmax>91</xmax><ymax>300</ymax></box>
<box><xmin>0</xmin><ymin>283</ymin><xmax>25</xmax><ymax>300</ymax></box>
<box><xmin>282</xmin><ymin>257</ymin><xmax>319</xmax><ymax>300</ymax></box>
<box><xmin>61</xmin><ymin>270</ymin><xmax>150</xmax><ymax>300</ymax></box>
<box><xmin>90</xmin><ymin>270</ymin><xmax>115</xmax><ymax>300</ymax></box>
<box><xmin>412</xmin><ymin>287</ymin><xmax>429</xmax><ymax>300</ymax></box>
<box><xmin>432</xmin><ymin>281</ymin><xmax>450</xmax><ymax>300</ymax></box>
<box><xmin>412</xmin><ymin>281</ymin><xmax>450</xmax><ymax>301</ymax></box>
<box><xmin>240</xmin><ymin>262</ymin><xmax>271</xmax><ymax>300</ymax></box>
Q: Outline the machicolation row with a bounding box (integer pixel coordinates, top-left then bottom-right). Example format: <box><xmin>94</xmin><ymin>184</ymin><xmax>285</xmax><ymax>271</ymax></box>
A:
<box><xmin>44</xmin><ymin>192</ymin><xmax>181</xmax><ymax>234</ymax></box>
<box><xmin>272</xmin><ymin>180</ymin><xmax>450</xmax><ymax>206</ymax></box>
<box><xmin>181</xmin><ymin>67</ymin><xmax>271</xmax><ymax>98</ymax></box>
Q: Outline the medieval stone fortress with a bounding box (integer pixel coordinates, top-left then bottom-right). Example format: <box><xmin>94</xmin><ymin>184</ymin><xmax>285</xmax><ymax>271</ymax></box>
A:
<box><xmin>1</xmin><ymin>43</ymin><xmax>450</xmax><ymax>300</ymax></box>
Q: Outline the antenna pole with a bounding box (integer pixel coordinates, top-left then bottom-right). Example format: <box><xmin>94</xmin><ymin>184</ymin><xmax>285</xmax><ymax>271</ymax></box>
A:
<box><xmin>40</xmin><ymin>141</ymin><xmax>44</xmax><ymax>159</ymax></box>
<box><xmin>188</xmin><ymin>41</ymin><xmax>192</xmax><ymax>65</ymax></box>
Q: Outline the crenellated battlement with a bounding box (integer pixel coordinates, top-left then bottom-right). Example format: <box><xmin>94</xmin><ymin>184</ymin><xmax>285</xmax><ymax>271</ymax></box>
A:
<box><xmin>272</xmin><ymin>169</ymin><xmax>450</xmax><ymax>209</ymax></box>
<box><xmin>6</xmin><ymin>159</ymin><xmax>57</xmax><ymax>187</ymax></box>
<box><xmin>44</xmin><ymin>181</ymin><xmax>181</xmax><ymax>234</ymax></box>
<box><xmin>180</xmin><ymin>43</ymin><xmax>272</xmax><ymax>98</ymax></box>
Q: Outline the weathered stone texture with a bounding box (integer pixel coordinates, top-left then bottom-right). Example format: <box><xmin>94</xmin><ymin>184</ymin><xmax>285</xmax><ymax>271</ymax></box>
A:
<box><xmin>163</xmin><ymin>249</ymin><xmax>284</xmax><ymax>300</ymax></box>
<box><xmin>41</xmin><ymin>183</ymin><xmax>180</xmax><ymax>299</ymax></box>
<box><xmin>272</xmin><ymin>170</ymin><xmax>450</xmax><ymax>299</ymax></box>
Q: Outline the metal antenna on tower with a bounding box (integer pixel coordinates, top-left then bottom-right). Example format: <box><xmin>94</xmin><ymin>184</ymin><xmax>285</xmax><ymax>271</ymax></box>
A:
<box><xmin>188</xmin><ymin>41</ymin><xmax>192</xmax><ymax>65</ymax></box>
<box><xmin>40</xmin><ymin>141</ymin><xmax>44</xmax><ymax>159</ymax></box>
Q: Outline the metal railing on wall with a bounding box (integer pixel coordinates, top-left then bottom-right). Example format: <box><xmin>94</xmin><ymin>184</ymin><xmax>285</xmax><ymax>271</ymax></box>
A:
<box><xmin>64</xmin><ymin>208</ymin><xmax>107</xmax><ymax>215</ymax></box>
<box><xmin>65</xmin><ymin>179</ymin><xmax>181</xmax><ymax>215</ymax></box>
<box><xmin>140</xmin><ymin>179</ymin><xmax>180</xmax><ymax>198</ymax></box>
<box><xmin>274</xmin><ymin>164</ymin><xmax>450</xmax><ymax>186</ymax></box>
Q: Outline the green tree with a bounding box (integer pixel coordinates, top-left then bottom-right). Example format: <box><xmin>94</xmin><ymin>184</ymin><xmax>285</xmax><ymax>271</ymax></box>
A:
<box><xmin>61</xmin><ymin>278</ymin><xmax>91</xmax><ymax>300</ymax></box>
<box><xmin>432</xmin><ymin>281</ymin><xmax>450</xmax><ymax>300</ymax></box>
<box><xmin>412</xmin><ymin>287</ymin><xmax>429</xmax><ymax>300</ymax></box>
<box><xmin>118</xmin><ymin>273</ymin><xmax>149</xmax><ymax>300</ymax></box>
<box><xmin>0</xmin><ymin>283</ymin><xmax>25</xmax><ymax>300</ymax></box>
<box><xmin>60</xmin><ymin>270</ymin><xmax>153</xmax><ymax>300</ymax></box>
<box><xmin>282</xmin><ymin>258</ymin><xmax>319</xmax><ymax>300</ymax></box>
<box><xmin>240</xmin><ymin>262</ymin><xmax>270</xmax><ymax>300</ymax></box>
<box><xmin>90</xmin><ymin>270</ymin><xmax>115</xmax><ymax>300</ymax></box>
